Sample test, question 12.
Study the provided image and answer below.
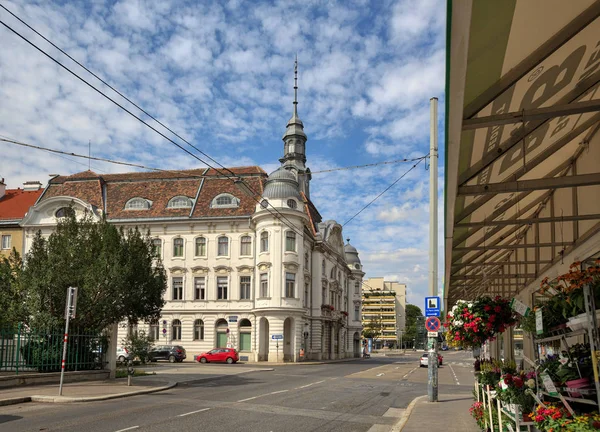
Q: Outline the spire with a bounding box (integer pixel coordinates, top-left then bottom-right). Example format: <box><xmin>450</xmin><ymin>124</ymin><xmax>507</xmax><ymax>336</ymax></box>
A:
<box><xmin>282</xmin><ymin>55</ymin><xmax>306</xmax><ymax>141</ymax></box>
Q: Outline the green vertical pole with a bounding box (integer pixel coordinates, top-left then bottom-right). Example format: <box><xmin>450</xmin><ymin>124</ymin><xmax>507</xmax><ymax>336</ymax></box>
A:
<box><xmin>15</xmin><ymin>322</ymin><xmax>21</xmax><ymax>376</ymax></box>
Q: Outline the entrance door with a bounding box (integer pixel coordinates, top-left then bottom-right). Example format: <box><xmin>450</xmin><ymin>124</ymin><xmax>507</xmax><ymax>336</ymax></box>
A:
<box><xmin>217</xmin><ymin>332</ymin><xmax>227</xmax><ymax>348</ymax></box>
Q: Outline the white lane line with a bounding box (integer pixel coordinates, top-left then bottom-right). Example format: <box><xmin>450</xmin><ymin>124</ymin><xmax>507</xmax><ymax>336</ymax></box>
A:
<box><xmin>238</xmin><ymin>396</ymin><xmax>258</xmax><ymax>402</ymax></box>
<box><xmin>115</xmin><ymin>427</ymin><xmax>139</xmax><ymax>432</ymax></box>
<box><xmin>448</xmin><ymin>364</ymin><xmax>460</xmax><ymax>386</ymax></box>
<box><xmin>269</xmin><ymin>390</ymin><xmax>289</xmax><ymax>395</ymax></box>
<box><xmin>376</xmin><ymin>373</ymin><xmax>385</xmax><ymax>377</ymax></box>
<box><xmin>177</xmin><ymin>408</ymin><xmax>210</xmax><ymax>417</ymax></box>
<box><xmin>297</xmin><ymin>380</ymin><xmax>325</xmax><ymax>389</ymax></box>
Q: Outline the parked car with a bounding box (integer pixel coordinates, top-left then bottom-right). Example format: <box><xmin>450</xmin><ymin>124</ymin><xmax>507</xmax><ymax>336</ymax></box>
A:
<box><xmin>419</xmin><ymin>352</ymin><xmax>443</xmax><ymax>367</ymax></box>
<box><xmin>148</xmin><ymin>345</ymin><xmax>187</xmax><ymax>363</ymax></box>
<box><xmin>195</xmin><ymin>348</ymin><xmax>239</xmax><ymax>364</ymax></box>
<box><xmin>116</xmin><ymin>346</ymin><xmax>132</xmax><ymax>363</ymax></box>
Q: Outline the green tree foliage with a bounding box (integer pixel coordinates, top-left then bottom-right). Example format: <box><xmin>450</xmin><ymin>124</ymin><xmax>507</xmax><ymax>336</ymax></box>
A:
<box><xmin>21</xmin><ymin>211</ymin><xmax>167</xmax><ymax>330</ymax></box>
<box><xmin>362</xmin><ymin>315</ymin><xmax>383</xmax><ymax>342</ymax></box>
<box><xmin>122</xmin><ymin>330</ymin><xmax>154</xmax><ymax>364</ymax></box>
<box><xmin>0</xmin><ymin>249</ymin><xmax>27</xmax><ymax>328</ymax></box>
<box><xmin>404</xmin><ymin>304</ymin><xmax>424</xmax><ymax>346</ymax></box>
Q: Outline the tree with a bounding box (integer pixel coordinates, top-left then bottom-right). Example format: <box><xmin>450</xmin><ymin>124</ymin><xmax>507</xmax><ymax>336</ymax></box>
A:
<box><xmin>0</xmin><ymin>249</ymin><xmax>27</xmax><ymax>328</ymax></box>
<box><xmin>22</xmin><ymin>211</ymin><xmax>167</xmax><ymax>330</ymax></box>
<box><xmin>362</xmin><ymin>315</ymin><xmax>383</xmax><ymax>343</ymax></box>
<box><xmin>404</xmin><ymin>304</ymin><xmax>424</xmax><ymax>347</ymax></box>
<box><xmin>122</xmin><ymin>330</ymin><xmax>154</xmax><ymax>364</ymax></box>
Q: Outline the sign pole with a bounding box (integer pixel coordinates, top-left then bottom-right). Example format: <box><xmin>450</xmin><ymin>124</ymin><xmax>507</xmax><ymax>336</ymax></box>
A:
<box><xmin>428</xmin><ymin>97</ymin><xmax>439</xmax><ymax>403</ymax></box>
<box><xmin>59</xmin><ymin>287</ymin><xmax>77</xmax><ymax>396</ymax></box>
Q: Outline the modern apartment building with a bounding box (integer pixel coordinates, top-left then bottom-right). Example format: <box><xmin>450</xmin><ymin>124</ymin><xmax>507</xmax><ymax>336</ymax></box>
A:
<box><xmin>362</xmin><ymin>278</ymin><xmax>406</xmax><ymax>349</ymax></box>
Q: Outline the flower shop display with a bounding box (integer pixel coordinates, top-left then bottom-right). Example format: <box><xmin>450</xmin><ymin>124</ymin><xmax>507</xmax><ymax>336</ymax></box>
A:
<box><xmin>445</xmin><ymin>296</ymin><xmax>517</xmax><ymax>349</ymax></box>
<box><xmin>469</xmin><ymin>401</ymin><xmax>486</xmax><ymax>430</ymax></box>
<box><xmin>532</xmin><ymin>403</ymin><xmax>572</xmax><ymax>430</ymax></box>
<box><xmin>497</xmin><ymin>370</ymin><xmax>537</xmax><ymax>419</ymax></box>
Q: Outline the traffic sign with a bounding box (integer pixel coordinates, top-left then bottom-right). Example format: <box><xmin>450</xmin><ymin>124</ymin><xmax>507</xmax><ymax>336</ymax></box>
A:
<box><xmin>427</xmin><ymin>331</ymin><xmax>439</xmax><ymax>337</ymax></box>
<box><xmin>229</xmin><ymin>316</ymin><xmax>238</xmax><ymax>323</ymax></box>
<box><xmin>425</xmin><ymin>296</ymin><xmax>441</xmax><ymax>317</ymax></box>
<box><xmin>271</xmin><ymin>334</ymin><xmax>283</xmax><ymax>340</ymax></box>
<box><xmin>425</xmin><ymin>316</ymin><xmax>441</xmax><ymax>332</ymax></box>
<box><xmin>162</xmin><ymin>328</ymin><xmax>167</xmax><ymax>334</ymax></box>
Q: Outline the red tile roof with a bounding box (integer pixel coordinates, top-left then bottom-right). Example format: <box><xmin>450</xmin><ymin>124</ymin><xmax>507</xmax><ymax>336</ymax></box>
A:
<box><xmin>40</xmin><ymin>167</ymin><xmax>268</xmax><ymax>220</ymax></box>
<box><xmin>0</xmin><ymin>188</ymin><xmax>44</xmax><ymax>221</ymax></box>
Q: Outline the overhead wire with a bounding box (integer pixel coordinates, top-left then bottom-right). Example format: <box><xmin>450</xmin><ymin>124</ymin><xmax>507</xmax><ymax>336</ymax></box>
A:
<box><xmin>310</xmin><ymin>156</ymin><xmax>427</xmax><ymax>174</ymax></box>
<box><xmin>342</xmin><ymin>158</ymin><xmax>426</xmax><ymax>227</ymax></box>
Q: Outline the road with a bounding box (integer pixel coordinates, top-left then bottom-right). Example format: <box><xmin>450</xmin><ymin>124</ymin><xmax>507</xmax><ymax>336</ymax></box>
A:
<box><xmin>0</xmin><ymin>350</ymin><xmax>475</xmax><ymax>432</ymax></box>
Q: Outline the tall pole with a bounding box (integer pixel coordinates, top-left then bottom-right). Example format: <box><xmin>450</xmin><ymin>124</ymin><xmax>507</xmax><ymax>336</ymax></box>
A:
<box><xmin>428</xmin><ymin>97</ymin><xmax>439</xmax><ymax>403</ymax></box>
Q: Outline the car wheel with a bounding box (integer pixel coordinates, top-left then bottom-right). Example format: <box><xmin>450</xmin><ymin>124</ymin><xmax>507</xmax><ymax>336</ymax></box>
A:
<box><xmin>169</xmin><ymin>355</ymin><xmax>176</xmax><ymax>363</ymax></box>
<box><xmin>200</xmin><ymin>357</ymin><xmax>207</xmax><ymax>363</ymax></box>
<box><xmin>226</xmin><ymin>357</ymin><xmax>233</xmax><ymax>364</ymax></box>
<box><xmin>118</xmin><ymin>355</ymin><xmax>125</xmax><ymax>363</ymax></box>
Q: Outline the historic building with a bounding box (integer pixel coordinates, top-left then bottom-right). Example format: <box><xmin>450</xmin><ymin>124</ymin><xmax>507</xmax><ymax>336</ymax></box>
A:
<box><xmin>0</xmin><ymin>179</ymin><xmax>43</xmax><ymax>259</ymax></box>
<box><xmin>19</xmin><ymin>69</ymin><xmax>363</xmax><ymax>362</ymax></box>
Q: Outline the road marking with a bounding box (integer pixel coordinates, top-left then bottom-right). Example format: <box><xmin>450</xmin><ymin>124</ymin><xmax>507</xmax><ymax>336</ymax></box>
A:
<box><xmin>297</xmin><ymin>380</ymin><xmax>325</xmax><ymax>389</ymax></box>
<box><xmin>177</xmin><ymin>408</ymin><xmax>210</xmax><ymax>417</ymax></box>
<box><xmin>238</xmin><ymin>396</ymin><xmax>258</xmax><ymax>402</ymax></box>
<box><xmin>376</xmin><ymin>373</ymin><xmax>385</xmax><ymax>377</ymax></box>
<box><xmin>448</xmin><ymin>364</ymin><xmax>460</xmax><ymax>385</ymax></box>
<box><xmin>269</xmin><ymin>390</ymin><xmax>289</xmax><ymax>395</ymax></box>
<box><xmin>115</xmin><ymin>427</ymin><xmax>139</xmax><ymax>432</ymax></box>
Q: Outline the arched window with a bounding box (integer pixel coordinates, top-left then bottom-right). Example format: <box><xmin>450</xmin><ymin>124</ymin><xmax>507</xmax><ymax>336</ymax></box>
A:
<box><xmin>172</xmin><ymin>319</ymin><xmax>182</xmax><ymax>341</ymax></box>
<box><xmin>125</xmin><ymin>198</ymin><xmax>150</xmax><ymax>210</ymax></box>
<box><xmin>285</xmin><ymin>231</ymin><xmax>296</xmax><ymax>252</ymax></box>
<box><xmin>240</xmin><ymin>235</ymin><xmax>252</xmax><ymax>256</ymax></box>
<box><xmin>211</xmin><ymin>193</ymin><xmax>240</xmax><ymax>208</ymax></box>
<box><xmin>260</xmin><ymin>231</ymin><xmax>269</xmax><ymax>253</ymax></box>
<box><xmin>287</xmin><ymin>199</ymin><xmax>297</xmax><ymax>209</ymax></box>
<box><xmin>55</xmin><ymin>207</ymin><xmax>74</xmax><ymax>219</ymax></box>
<box><xmin>215</xmin><ymin>319</ymin><xmax>228</xmax><ymax>348</ymax></box>
<box><xmin>167</xmin><ymin>196</ymin><xmax>193</xmax><ymax>209</ymax></box>
<box><xmin>173</xmin><ymin>238</ymin><xmax>184</xmax><ymax>257</ymax></box>
<box><xmin>195</xmin><ymin>237</ymin><xmax>206</xmax><ymax>256</ymax></box>
<box><xmin>217</xmin><ymin>236</ymin><xmax>229</xmax><ymax>256</ymax></box>
<box><xmin>194</xmin><ymin>319</ymin><xmax>204</xmax><ymax>340</ymax></box>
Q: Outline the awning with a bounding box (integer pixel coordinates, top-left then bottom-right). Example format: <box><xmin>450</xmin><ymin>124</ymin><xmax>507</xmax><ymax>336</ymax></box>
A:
<box><xmin>445</xmin><ymin>0</ymin><xmax>600</xmax><ymax>308</ymax></box>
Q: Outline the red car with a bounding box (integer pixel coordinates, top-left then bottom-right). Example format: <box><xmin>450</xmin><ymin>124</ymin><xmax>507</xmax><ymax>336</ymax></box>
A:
<box><xmin>195</xmin><ymin>348</ymin><xmax>239</xmax><ymax>364</ymax></box>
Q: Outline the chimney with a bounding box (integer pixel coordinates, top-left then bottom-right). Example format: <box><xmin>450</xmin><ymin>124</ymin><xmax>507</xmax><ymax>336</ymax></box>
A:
<box><xmin>0</xmin><ymin>178</ymin><xmax>5</xmax><ymax>200</ymax></box>
<box><xmin>23</xmin><ymin>181</ymin><xmax>42</xmax><ymax>191</ymax></box>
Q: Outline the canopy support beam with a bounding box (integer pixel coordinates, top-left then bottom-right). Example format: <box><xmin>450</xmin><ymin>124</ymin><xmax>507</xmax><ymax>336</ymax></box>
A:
<box><xmin>456</xmin><ymin>213</ymin><xmax>600</xmax><ymax>228</ymax></box>
<box><xmin>458</xmin><ymin>173</ymin><xmax>600</xmax><ymax>196</ymax></box>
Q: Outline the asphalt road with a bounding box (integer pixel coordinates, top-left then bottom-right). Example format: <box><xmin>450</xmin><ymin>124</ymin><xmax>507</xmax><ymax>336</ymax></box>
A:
<box><xmin>0</xmin><ymin>350</ymin><xmax>476</xmax><ymax>432</ymax></box>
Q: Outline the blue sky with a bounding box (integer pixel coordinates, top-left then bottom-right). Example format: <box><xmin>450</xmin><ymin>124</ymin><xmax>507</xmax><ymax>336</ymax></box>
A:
<box><xmin>0</xmin><ymin>0</ymin><xmax>446</xmax><ymax>311</ymax></box>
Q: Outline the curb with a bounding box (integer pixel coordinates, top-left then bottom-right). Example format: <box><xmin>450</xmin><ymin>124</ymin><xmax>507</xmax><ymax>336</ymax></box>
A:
<box><xmin>29</xmin><ymin>382</ymin><xmax>177</xmax><ymax>403</ymax></box>
<box><xmin>390</xmin><ymin>395</ymin><xmax>427</xmax><ymax>432</ymax></box>
<box><xmin>0</xmin><ymin>396</ymin><xmax>32</xmax><ymax>407</ymax></box>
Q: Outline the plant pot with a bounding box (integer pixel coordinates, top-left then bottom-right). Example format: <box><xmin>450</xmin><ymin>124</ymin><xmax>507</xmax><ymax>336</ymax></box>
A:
<box><xmin>565</xmin><ymin>377</ymin><xmax>590</xmax><ymax>397</ymax></box>
<box><xmin>567</xmin><ymin>310</ymin><xmax>600</xmax><ymax>331</ymax></box>
<box><xmin>523</xmin><ymin>413</ymin><xmax>533</xmax><ymax>422</ymax></box>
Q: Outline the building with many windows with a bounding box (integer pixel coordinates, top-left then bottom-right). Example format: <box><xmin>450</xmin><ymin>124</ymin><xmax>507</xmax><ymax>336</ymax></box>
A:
<box><xmin>0</xmin><ymin>179</ymin><xmax>43</xmax><ymax>259</ymax></box>
<box><xmin>19</xmin><ymin>69</ymin><xmax>363</xmax><ymax>362</ymax></box>
<box><xmin>361</xmin><ymin>278</ymin><xmax>406</xmax><ymax>349</ymax></box>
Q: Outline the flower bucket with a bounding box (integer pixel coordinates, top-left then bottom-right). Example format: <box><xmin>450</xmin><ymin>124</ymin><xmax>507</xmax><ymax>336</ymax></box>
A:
<box><xmin>567</xmin><ymin>310</ymin><xmax>600</xmax><ymax>331</ymax></box>
<box><xmin>565</xmin><ymin>377</ymin><xmax>590</xmax><ymax>397</ymax></box>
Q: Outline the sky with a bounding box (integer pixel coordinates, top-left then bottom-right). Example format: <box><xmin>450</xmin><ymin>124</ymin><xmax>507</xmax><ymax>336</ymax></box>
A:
<box><xmin>0</xmin><ymin>0</ymin><xmax>446</xmax><ymax>312</ymax></box>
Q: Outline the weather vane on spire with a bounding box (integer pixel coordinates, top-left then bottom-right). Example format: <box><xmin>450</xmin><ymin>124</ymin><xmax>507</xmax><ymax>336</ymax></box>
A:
<box><xmin>293</xmin><ymin>53</ymin><xmax>298</xmax><ymax>116</ymax></box>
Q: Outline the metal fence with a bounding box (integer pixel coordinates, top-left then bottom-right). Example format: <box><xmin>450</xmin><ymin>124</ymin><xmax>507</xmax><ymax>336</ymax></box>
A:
<box><xmin>0</xmin><ymin>324</ymin><xmax>106</xmax><ymax>374</ymax></box>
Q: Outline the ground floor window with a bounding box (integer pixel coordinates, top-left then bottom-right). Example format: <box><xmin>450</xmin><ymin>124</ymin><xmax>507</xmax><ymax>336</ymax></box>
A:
<box><xmin>240</xmin><ymin>332</ymin><xmax>251</xmax><ymax>351</ymax></box>
<box><xmin>172</xmin><ymin>319</ymin><xmax>182</xmax><ymax>340</ymax></box>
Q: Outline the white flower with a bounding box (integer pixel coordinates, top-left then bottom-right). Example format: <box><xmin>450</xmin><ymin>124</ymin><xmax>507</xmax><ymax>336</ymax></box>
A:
<box><xmin>452</xmin><ymin>305</ymin><xmax>459</xmax><ymax>312</ymax></box>
<box><xmin>468</xmin><ymin>303</ymin><xmax>473</xmax><ymax>307</ymax></box>
<box><xmin>448</xmin><ymin>311</ymin><xmax>454</xmax><ymax>318</ymax></box>
<box><xmin>453</xmin><ymin>320</ymin><xmax>463</xmax><ymax>327</ymax></box>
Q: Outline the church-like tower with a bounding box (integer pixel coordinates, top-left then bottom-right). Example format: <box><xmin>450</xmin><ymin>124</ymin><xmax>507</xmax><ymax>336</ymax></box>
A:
<box><xmin>279</xmin><ymin>56</ymin><xmax>312</xmax><ymax>199</ymax></box>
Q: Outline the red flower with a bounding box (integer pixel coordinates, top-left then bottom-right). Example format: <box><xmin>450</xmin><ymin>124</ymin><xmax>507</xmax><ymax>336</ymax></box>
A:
<box><xmin>513</xmin><ymin>377</ymin><xmax>523</xmax><ymax>388</ymax></box>
<box><xmin>484</xmin><ymin>305</ymin><xmax>491</xmax><ymax>311</ymax></box>
<box><xmin>489</xmin><ymin>314</ymin><xmax>496</xmax><ymax>322</ymax></box>
<box><xmin>494</xmin><ymin>305</ymin><xmax>502</xmax><ymax>313</ymax></box>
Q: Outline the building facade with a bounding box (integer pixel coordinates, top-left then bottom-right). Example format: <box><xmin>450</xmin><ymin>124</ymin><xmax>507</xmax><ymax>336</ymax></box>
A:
<box><xmin>0</xmin><ymin>179</ymin><xmax>43</xmax><ymax>259</ymax></box>
<box><xmin>362</xmin><ymin>278</ymin><xmax>406</xmax><ymax>349</ymax></box>
<box><xmin>19</xmin><ymin>75</ymin><xmax>363</xmax><ymax>362</ymax></box>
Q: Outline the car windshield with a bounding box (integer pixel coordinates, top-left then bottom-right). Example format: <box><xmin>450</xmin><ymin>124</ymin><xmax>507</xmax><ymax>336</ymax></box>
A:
<box><xmin>422</xmin><ymin>353</ymin><xmax>428</xmax><ymax>357</ymax></box>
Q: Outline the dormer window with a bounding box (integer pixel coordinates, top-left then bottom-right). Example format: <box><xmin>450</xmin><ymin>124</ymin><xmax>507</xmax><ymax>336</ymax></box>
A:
<box><xmin>125</xmin><ymin>197</ymin><xmax>151</xmax><ymax>210</ymax></box>
<box><xmin>167</xmin><ymin>196</ymin><xmax>193</xmax><ymax>209</ymax></box>
<box><xmin>287</xmin><ymin>199</ymin><xmax>297</xmax><ymax>209</ymax></box>
<box><xmin>55</xmin><ymin>207</ymin><xmax>74</xmax><ymax>219</ymax></box>
<box><xmin>211</xmin><ymin>193</ymin><xmax>240</xmax><ymax>209</ymax></box>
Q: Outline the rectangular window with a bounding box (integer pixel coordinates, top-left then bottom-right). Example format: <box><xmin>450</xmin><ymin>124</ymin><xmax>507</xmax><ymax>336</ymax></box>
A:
<box><xmin>217</xmin><ymin>276</ymin><xmax>228</xmax><ymax>300</ymax></box>
<box><xmin>285</xmin><ymin>273</ymin><xmax>295</xmax><ymax>298</ymax></box>
<box><xmin>260</xmin><ymin>273</ymin><xmax>268</xmax><ymax>298</ymax></box>
<box><xmin>354</xmin><ymin>305</ymin><xmax>360</xmax><ymax>321</ymax></box>
<box><xmin>149</xmin><ymin>323</ymin><xmax>159</xmax><ymax>340</ymax></box>
<box><xmin>152</xmin><ymin>238</ymin><xmax>162</xmax><ymax>258</ymax></box>
<box><xmin>172</xmin><ymin>277</ymin><xmax>183</xmax><ymax>300</ymax></box>
<box><xmin>304</xmin><ymin>283</ymin><xmax>309</xmax><ymax>308</ymax></box>
<box><xmin>173</xmin><ymin>238</ymin><xmax>184</xmax><ymax>257</ymax></box>
<box><xmin>260</xmin><ymin>232</ymin><xmax>268</xmax><ymax>252</ymax></box>
<box><xmin>240</xmin><ymin>276</ymin><xmax>251</xmax><ymax>300</ymax></box>
<box><xmin>240</xmin><ymin>236</ymin><xmax>252</xmax><ymax>256</ymax></box>
<box><xmin>195</xmin><ymin>237</ymin><xmax>206</xmax><ymax>256</ymax></box>
<box><xmin>1</xmin><ymin>235</ymin><xmax>11</xmax><ymax>250</ymax></box>
<box><xmin>285</xmin><ymin>232</ymin><xmax>296</xmax><ymax>252</ymax></box>
<box><xmin>218</xmin><ymin>237</ymin><xmax>229</xmax><ymax>256</ymax></box>
<box><xmin>240</xmin><ymin>332</ymin><xmax>251</xmax><ymax>351</ymax></box>
<box><xmin>194</xmin><ymin>277</ymin><xmax>206</xmax><ymax>300</ymax></box>
<box><xmin>354</xmin><ymin>281</ymin><xmax>360</xmax><ymax>294</ymax></box>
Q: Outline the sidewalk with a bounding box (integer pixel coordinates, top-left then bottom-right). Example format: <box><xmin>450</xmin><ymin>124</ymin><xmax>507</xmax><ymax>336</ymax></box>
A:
<box><xmin>393</xmin><ymin>393</ymin><xmax>479</xmax><ymax>432</ymax></box>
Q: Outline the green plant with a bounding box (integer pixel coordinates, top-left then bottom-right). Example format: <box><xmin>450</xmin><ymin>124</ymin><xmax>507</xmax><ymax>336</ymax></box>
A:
<box><xmin>122</xmin><ymin>330</ymin><xmax>154</xmax><ymax>364</ymax></box>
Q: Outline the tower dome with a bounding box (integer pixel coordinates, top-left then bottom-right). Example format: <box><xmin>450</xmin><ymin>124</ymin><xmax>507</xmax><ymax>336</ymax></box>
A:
<box><xmin>344</xmin><ymin>238</ymin><xmax>362</xmax><ymax>269</ymax></box>
<box><xmin>263</xmin><ymin>167</ymin><xmax>302</xmax><ymax>200</ymax></box>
